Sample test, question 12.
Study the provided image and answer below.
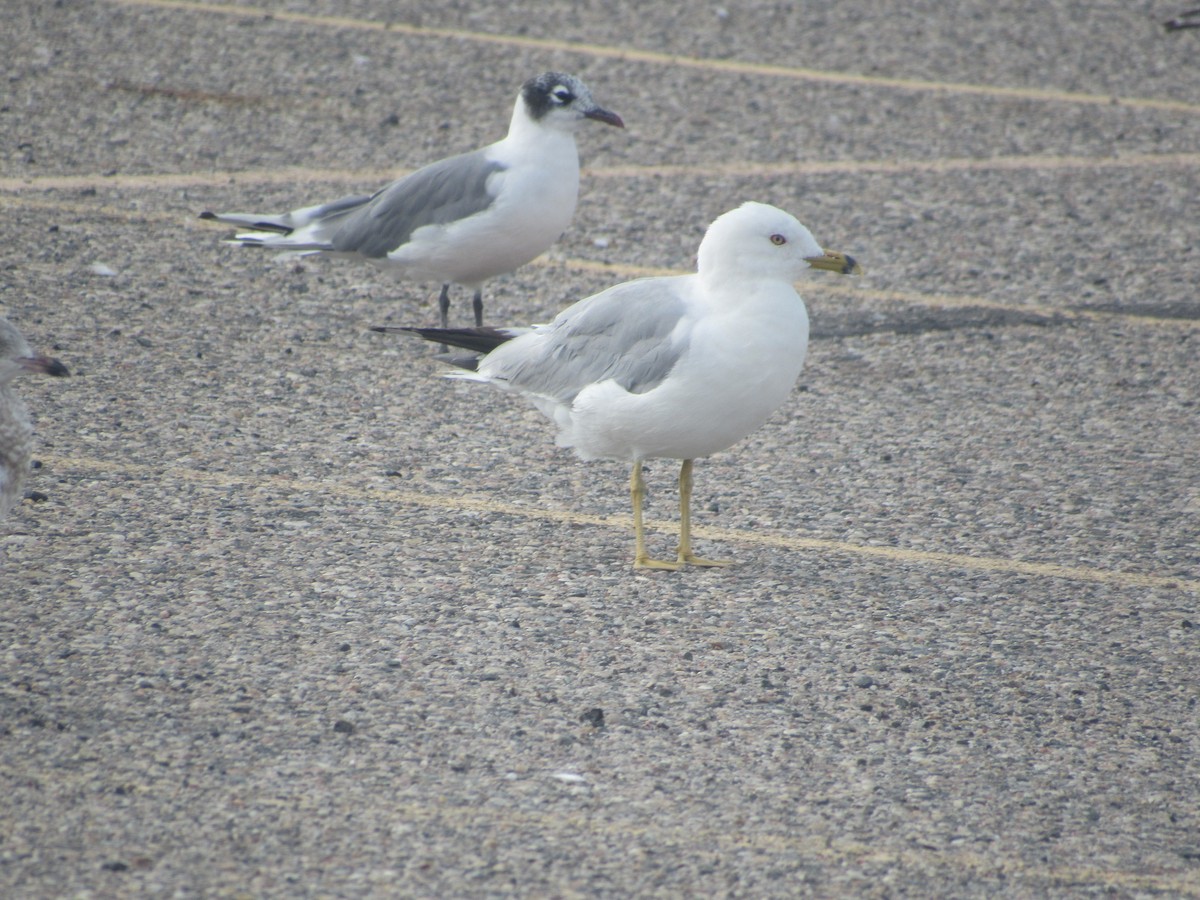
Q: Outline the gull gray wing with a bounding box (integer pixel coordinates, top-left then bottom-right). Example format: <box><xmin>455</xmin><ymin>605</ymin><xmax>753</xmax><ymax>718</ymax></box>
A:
<box><xmin>482</xmin><ymin>277</ymin><xmax>691</xmax><ymax>403</ymax></box>
<box><xmin>329</xmin><ymin>149</ymin><xmax>505</xmax><ymax>258</ymax></box>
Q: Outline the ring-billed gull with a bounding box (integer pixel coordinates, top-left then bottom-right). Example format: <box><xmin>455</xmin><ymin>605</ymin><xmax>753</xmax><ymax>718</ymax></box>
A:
<box><xmin>375</xmin><ymin>202</ymin><xmax>863</xmax><ymax>569</ymax></box>
<box><xmin>0</xmin><ymin>318</ymin><xmax>69</xmax><ymax>519</ymax></box>
<box><xmin>201</xmin><ymin>72</ymin><xmax>623</xmax><ymax>328</ymax></box>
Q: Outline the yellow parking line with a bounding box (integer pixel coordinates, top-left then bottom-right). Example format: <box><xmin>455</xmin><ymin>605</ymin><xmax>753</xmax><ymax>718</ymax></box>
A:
<box><xmin>1</xmin><ymin>195</ymin><xmax>201</xmax><ymax>228</ymax></box>
<box><xmin>0</xmin><ymin>166</ymin><xmax>385</xmax><ymax>194</ymax></box>
<box><xmin>4</xmin><ymin>152</ymin><xmax>1200</xmax><ymax>195</ymax></box>
<box><xmin>108</xmin><ymin>0</ymin><xmax>1200</xmax><ymax>115</ymax></box>
<box><xmin>586</xmin><ymin>152</ymin><xmax>1200</xmax><ymax>179</ymax></box>
<box><xmin>22</xmin><ymin>453</ymin><xmax>1200</xmax><ymax>895</ymax></box>
<box><xmin>38</xmin><ymin>454</ymin><xmax>1200</xmax><ymax>594</ymax></box>
<box><xmin>555</xmin><ymin>258</ymin><xmax>1200</xmax><ymax>330</ymax></box>
<box><xmin>256</xmin><ymin>795</ymin><xmax>1200</xmax><ymax>895</ymax></box>
<box><xmin>4</xmin><ymin>193</ymin><xmax>1197</xmax><ymax>331</ymax></box>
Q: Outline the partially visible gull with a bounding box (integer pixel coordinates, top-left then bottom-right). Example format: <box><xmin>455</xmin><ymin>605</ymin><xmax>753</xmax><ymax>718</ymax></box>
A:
<box><xmin>375</xmin><ymin>202</ymin><xmax>864</xmax><ymax>569</ymax></box>
<box><xmin>0</xmin><ymin>318</ymin><xmax>69</xmax><ymax>520</ymax></box>
<box><xmin>202</xmin><ymin>72</ymin><xmax>623</xmax><ymax>327</ymax></box>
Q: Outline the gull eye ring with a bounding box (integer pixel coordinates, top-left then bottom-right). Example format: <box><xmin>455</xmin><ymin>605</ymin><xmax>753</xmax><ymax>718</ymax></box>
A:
<box><xmin>770</xmin><ymin>233</ymin><xmax>787</xmax><ymax>246</ymax></box>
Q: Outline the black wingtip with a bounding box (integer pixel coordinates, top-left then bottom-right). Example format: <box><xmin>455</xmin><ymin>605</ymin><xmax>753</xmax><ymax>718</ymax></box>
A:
<box><xmin>20</xmin><ymin>355</ymin><xmax>69</xmax><ymax>377</ymax></box>
<box><xmin>1165</xmin><ymin>8</ymin><xmax>1200</xmax><ymax>29</ymax></box>
<box><xmin>372</xmin><ymin>325</ymin><xmax>517</xmax><ymax>356</ymax></box>
<box><xmin>198</xmin><ymin>211</ymin><xmax>217</xmax><ymax>220</ymax></box>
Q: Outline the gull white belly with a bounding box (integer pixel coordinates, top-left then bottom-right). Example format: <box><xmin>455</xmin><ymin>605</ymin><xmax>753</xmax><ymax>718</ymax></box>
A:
<box><xmin>386</xmin><ymin>141</ymin><xmax>581</xmax><ymax>286</ymax></box>
<box><xmin>565</xmin><ymin>302</ymin><xmax>810</xmax><ymax>462</ymax></box>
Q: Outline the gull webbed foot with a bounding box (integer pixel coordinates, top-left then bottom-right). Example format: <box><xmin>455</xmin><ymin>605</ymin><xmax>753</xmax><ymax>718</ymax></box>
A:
<box><xmin>635</xmin><ymin>555</ymin><xmax>684</xmax><ymax>571</ymax></box>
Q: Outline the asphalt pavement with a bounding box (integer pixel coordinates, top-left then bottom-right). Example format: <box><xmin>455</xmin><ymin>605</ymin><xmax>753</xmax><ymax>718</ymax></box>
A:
<box><xmin>2</xmin><ymin>1</ymin><xmax>1198</xmax><ymax>896</ymax></box>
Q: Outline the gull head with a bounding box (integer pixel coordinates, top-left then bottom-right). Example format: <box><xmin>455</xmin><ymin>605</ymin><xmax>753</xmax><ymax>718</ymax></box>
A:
<box><xmin>519</xmin><ymin>72</ymin><xmax>624</xmax><ymax>132</ymax></box>
<box><xmin>697</xmin><ymin>201</ymin><xmax>864</xmax><ymax>282</ymax></box>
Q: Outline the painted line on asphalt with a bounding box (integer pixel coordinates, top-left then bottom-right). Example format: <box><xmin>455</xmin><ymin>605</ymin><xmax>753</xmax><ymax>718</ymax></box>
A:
<box><xmin>5</xmin><ymin>194</ymin><xmax>1197</xmax><ymax>331</ymax></box>
<box><xmin>587</xmin><ymin>152</ymin><xmax>1200</xmax><ymax>180</ymax></box>
<box><xmin>367</xmin><ymin>799</ymin><xmax>1200</xmax><ymax>896</ymax></box>
<box><xmin>554</xmin><ymin>258</ymin><xmax>1200</xmax><ymax>330</ymax></box>
<box><xmin>1</xmin><ymin>195</ymin><xmax>204</xmax><ymax>229</ymax></box>
<box><xmin>107</xmin><ymin>0</ymin><xmax>1200</xmax><ymax>115</ymax></box>
<box><xmin>0</xmin><ymin>166</ymin><xmax>391</xmax><ymax>194</ymax></box>
<box><xmin>5</xmin><ymin>151</ymin><xmax>1200</xmax><ymax>194</ymax></box>
<box><xmin>38</xmin><ymin>454</ymin><xmax>1200</xmax><ymax>595</ymax></box>
<box><xmin>7</xmin><ymin>192</ymin><xmax>1199</xmax><ymax>331</ymax></box>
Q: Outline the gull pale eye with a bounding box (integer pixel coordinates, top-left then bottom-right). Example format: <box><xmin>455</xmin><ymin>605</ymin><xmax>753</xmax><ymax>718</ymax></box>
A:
<box><xmin>770</xmin><ymin>234</ymin><xmax>787</xmax><ymax>246</ymax></box>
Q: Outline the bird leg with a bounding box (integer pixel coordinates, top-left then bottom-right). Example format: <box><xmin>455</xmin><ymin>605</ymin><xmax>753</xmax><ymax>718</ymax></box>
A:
<box><xmin>438</xmin><ymin>283</ymin><xmax>452</xmax><ymax>329</ymax></box>
<box><xmin>472</xmin><ymin>289</ymin><xmax>484</xmax><ymax>327</ymax></box>
<box><xmin>437</xmin><ymin>283</ymin><xmax>452</xmax><ymax>352</ymax></box>
<box><xmin>631</xmin><ymin>460</ymin><xmax>681</xmax><ymax>570</ymax></box>
<box><xmin>676</xmin><ymin>459</ymin><xmax>731</xmax><ymax>567</ymax></box>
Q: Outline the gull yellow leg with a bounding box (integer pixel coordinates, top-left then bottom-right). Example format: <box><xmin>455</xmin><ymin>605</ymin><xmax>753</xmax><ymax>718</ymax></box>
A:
<box><xmin>676</xmin><ymin>459</ymin><xmax>731</xmax><ymax>567</ymax></box>
<box><xmin>632</xmin><ymin>461</ymin><xmax>682</xmax><ymax>570</ymax></box>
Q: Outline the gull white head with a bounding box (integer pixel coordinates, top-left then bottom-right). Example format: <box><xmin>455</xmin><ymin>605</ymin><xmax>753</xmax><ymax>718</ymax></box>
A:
<box><xmin>697</xmin><ymin>201</ymin><xmax>863</xmax><ymax>282</ymax></box>
<box><xmin>513</xmin><ymin>72</ymin><xmax>625</xmax><ymax>134</ymax></box>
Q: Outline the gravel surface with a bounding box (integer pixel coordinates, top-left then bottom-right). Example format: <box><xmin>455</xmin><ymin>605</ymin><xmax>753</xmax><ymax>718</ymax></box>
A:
<box><xmin>2</xmin><ymin>1</ymin><xmax>1198</xmax><ymax>897</ymax></box>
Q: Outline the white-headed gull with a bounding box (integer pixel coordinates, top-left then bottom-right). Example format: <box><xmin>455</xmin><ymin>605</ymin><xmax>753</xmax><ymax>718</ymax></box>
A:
<box><xmin>376</xmin><ymin>202</ymin><xmax>864</xmax><ymax>569</ymax></box>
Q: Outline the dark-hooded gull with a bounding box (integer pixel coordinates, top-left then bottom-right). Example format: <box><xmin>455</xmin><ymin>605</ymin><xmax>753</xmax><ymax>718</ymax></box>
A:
<box><xmin>202</xmin><ymin>72</ymin><xmax>623</xmax><ymax>327</ymax></box>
